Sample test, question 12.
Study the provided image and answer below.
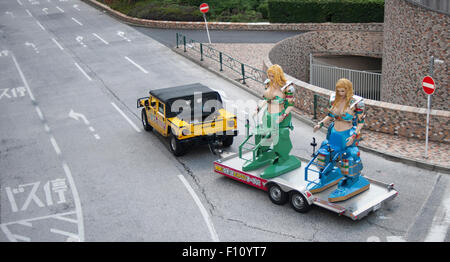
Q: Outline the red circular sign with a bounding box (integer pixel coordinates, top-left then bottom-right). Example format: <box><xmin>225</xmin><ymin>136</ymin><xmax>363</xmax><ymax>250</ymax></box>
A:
<box><xmin>422</xmin><ymin>76</ymin><xmax>436</xmax><ymax>95</ymax></box>
<box><xmin>199</xmin><ymin>3</ymin><xmax>209</xmax><ymax>13</ymax></box>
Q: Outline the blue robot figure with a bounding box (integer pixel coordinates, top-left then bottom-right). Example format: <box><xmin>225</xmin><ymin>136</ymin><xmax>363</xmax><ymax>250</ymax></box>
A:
<box><xmin>305</xmin><ymin>78</ymin><xmax>369</xmax><ymax>202</ymax></box>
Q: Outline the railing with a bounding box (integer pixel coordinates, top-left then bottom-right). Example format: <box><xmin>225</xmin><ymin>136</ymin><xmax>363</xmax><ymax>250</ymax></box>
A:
<box><xmin>310</xmin><ymin>56</ymin><xmax>382</xmax><ymax>101</ymax></box>
<box><xmin>176</xmin><ymin>33</ymin><xmax>266</xmax><ymax>85</ymax></box>
<box><xmin>407</xmin><ymin>0</ymin><xmax>449</xmax><ymax>14</ymax></box>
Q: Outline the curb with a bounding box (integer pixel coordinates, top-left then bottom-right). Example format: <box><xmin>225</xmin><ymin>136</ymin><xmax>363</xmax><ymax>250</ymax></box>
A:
<box><xmin>172</xmin><ymin>48</ymin><xmax>450</xmax><ymax>174</ymax></box>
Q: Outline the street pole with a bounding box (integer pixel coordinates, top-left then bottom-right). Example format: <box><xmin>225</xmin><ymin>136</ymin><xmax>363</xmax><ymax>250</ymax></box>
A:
<box><xmin>203</xmin><ymin>13</ymin><xmax>211</xmax><ymax>44</ymax></box>
<box><xmin>425</xmin><ymin>56</ymin><xmax>433</xmax><ymax>159</ymax></box>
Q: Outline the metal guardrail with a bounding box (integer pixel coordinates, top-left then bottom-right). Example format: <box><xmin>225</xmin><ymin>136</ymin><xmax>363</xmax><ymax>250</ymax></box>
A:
<box><xmin>310</xmin><ymin>56</ymin><xmax>382</xmax><ymax>101</ymax></box>
<box><xmin>176</xmin><ymin>33</ymin><xmax>266</xmax><ymax>85</ymax></box>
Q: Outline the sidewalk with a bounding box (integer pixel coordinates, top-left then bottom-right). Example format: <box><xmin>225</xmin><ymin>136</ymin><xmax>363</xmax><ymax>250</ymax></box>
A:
<box><xmin>173</xmin><ymin>43</ymin><xmax>449</xmax><ymax>172</ymax></box>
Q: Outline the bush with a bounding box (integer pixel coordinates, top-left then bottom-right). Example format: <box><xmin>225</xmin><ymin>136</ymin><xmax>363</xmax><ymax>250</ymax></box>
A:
<box><xmin>267</xmin><ymin>0</ymin><xmax>384</xmax><ymax>23</ymax></box>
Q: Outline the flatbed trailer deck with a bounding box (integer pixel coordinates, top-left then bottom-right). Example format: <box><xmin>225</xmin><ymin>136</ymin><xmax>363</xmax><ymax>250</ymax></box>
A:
<box><xmin>214</xmin><ymin>152</ymin><xmax>398</xmax><ymax>220</ymax></box>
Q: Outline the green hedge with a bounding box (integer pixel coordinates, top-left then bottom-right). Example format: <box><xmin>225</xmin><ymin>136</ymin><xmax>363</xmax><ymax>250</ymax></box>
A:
<box><xmin>268</xmin><ymin>0</ymin><xmax>384</xmax><ymax>23</ymax></box>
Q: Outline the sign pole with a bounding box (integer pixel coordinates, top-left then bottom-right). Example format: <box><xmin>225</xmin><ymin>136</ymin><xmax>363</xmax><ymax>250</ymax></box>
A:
<box><xmin>203</xmin><ymin>13</ymin><xmax>211</xmax><ymax>44</ymax></box>
<box><xmin>425</xmin><ymin>56</ymin><xmax>434</xmax><ymax>159</ymax></box>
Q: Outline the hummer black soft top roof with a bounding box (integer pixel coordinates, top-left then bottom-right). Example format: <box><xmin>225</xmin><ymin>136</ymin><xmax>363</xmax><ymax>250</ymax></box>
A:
<box><xmin>149</xmin><ymin>83</ymin><xmax>220</xmax><ymax>104</ymax></box>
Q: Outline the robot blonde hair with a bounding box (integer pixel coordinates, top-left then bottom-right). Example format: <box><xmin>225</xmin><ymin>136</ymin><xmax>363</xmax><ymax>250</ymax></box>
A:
<box><xmin>267</xmin><ymin>64</ymin><xmax>287</xmax><ymax>88</ymax></box>
<box><xmin>333</xmin><ymin>78</ymin><xmax>354</xmax><ymax>109</ymax></box>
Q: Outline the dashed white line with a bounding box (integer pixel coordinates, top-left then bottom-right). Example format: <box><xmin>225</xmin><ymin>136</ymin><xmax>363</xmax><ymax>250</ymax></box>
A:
<box><xmin>25</xmin><ymin>9</ymin><xmax>32</xmax><ymax>17</ymax></box>
<box><xmin>124</xmin><ymin>56</ymin><xmax>148</xmax><ymax>74</ymax></box>
<box><xmin>74</xmin><ymin>62</ymin><xmax>92</xmax><ymax>81</ymax></box>
<box><xmin>92</xmin><ymin>33</ymin><xmax>109</xmax><ymax>45</ymax></box>
<box><xmin>52</xmin><ymin>38</ymin><xmax>64</xmax><ymax>50</ymax></box>
<box><xmin>35</xmin><ymin>106</ymin><xmax>44</xmax><ymax>120</ymax></box>
<box><xmin>71</xmin><ymin>17</ymin><xmax>83</xmax><ymax>26</ymax></box>
<box><xmin>36</xmin><ymin>21</ymin><xmax>45</xmax><ymax>31</ymax></box>
<box><xmin>178</xmin><ymin>174</ymin><xmax>219</xmax><ymax>242</ymax></box>
<box><xmin>111</xmin><ymin>102</ymin><xmax>141</xmax><ymax>133</ymax></box>
<box><xmin>17</xmin><ymin>0</ymin><xmax>23</xmax><ymax>6</ymax></box>
<box><xmin>50</xmin><ymin>136</ymin><xmax>61</xmax><ymax>155</ymax></box>
<box><xmin>56</xmin><ymin>6</ymin><xmax>64</xmax><ymax>13</ymax></box>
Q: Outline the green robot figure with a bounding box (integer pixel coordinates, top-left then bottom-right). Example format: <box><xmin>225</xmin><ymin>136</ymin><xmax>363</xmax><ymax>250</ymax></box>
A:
<box><xmin>240</xmin><ymin>64</ymin><xmax>301</xmax><ymax>179</ymax></box>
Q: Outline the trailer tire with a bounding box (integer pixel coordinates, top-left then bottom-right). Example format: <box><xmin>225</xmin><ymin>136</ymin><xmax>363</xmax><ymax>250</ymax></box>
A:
<box><xmin>141</xmin><ymin>109</ymin><xmax>152</xmax><ymax>132</ymax></box>
<box><xmin>267</xmin><ymin>183</ymin><xmax>288</xmax><ymax>205</ymax></box>
<box><xmin>289</xmin><ymin>191</ymin><xmax>311</xmax><ymax>213</ymax></box>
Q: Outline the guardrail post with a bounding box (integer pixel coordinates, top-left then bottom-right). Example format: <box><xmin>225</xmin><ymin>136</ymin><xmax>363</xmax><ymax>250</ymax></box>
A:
<box><xmin>241</xmin><ymin>63</ymin><xmax>246</xmax><ymax>84</ymax></box>
<box><xmin>219</xmin><ymin>52</ymin><xmax>223</xmax><ymax>71</ymax></box>
<box><xmin>200</xmin><ymin>43</ymin><xmax>203</xmax><ymax>61</ymax></box>
<box><xmin>183</xmin><ymin>36</ymin><xmax>186</xmax><ymax>52</ymax></box>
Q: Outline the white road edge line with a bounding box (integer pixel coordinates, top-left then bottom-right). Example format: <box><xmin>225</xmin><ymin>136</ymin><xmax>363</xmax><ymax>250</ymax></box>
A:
<box><xmin>124</xmin><ymin>56</ymin><xmax>148</xmax><ymax>74</ymax></box>
<box><xmin>74</xmin><ymin>62</ymin><xmax>92</xmax><ymax>81</ymax></box>
<box><xmin>111</xmin><ymin>102</ymin><xmax>141</xmax><ymax>133</ymax></box>
<box><xmin>177</xmin><ymin>174</ymin><xmax>220</xmax><ymax>242</ymax></box>
<box><xmin>52</xmin><ymin>38</ymin><xmax>64</xmax><ymax>50</ymax></box>
<box><xmin>92</xmin><ymin>33</ymin><xmax>109</xmax><ymax>45</ymax></box>
<box><xmin>71</xmin><ymin>17</ymin><xmax>83</xmax><ymax>26</ymax></box>
<box><xmin>11</xmin><ymin>54</ymin><xmax>85</xmax><ymax>242</ymax></box>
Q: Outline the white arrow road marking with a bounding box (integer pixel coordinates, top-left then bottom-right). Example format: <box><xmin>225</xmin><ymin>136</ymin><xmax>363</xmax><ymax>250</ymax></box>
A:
<box><xmin>76</xmin><ymin>36</ymin><xmax>87</xmax><ymax>48</ymax></box>
<box><xmin>178</xmin><ymin>175</ymin><xmax>219</xmax><ymax>242</ymax></box>
<box><xmin>25</xmin><ymin>42</ymin><xmax>39</xmax><ymax>53</ymax></box>
<box><xmin>117</xmin><ymin>31</ymin><xmax>131</xmax><ymax>42</ymax></box>
<box><xmin>5</xmin><ymin>11</ymin><xmax>15</xmax><ymax>18</ymax></box>
<box><xmin>10</xmin><ymin>53</ymin><xmax>85</xmax><ymax>241</ymax></box>
<box><xmin>73</xmin><ymin>4</ymin><xmax>80</xmax><ymax>11</ymax></box>
<box><xmin>68</xmin><ymin>109</ymin><xmax>101</xmax><ymax>139</ymax></box>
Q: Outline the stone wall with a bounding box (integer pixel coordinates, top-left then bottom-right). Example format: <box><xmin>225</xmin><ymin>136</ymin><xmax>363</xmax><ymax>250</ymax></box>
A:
<box><xmin>268</xmin><ymin>31</ymin><xmax>383</xmax><ymax>82</ymax></box>
<box><xmin>263</xmin><ymin>56</ymin><xmax>450</xmax><ymax>143</ymax></box>
<box><xmin>382</xmin><ymin>0</ymin><xmax>449</xmax><ymax>110</ymax></box>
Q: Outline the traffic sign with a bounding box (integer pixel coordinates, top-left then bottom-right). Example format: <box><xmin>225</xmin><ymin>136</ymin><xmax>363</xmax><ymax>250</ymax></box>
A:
<box><xmin>199</xmin><ymin>3</ymin><xmax>209</xmax><ymax>13</ymax></box>
<box><xmin>422</xmin><ymin>76</ymin><xmax>436</xmax><ymax>95</ymax></box>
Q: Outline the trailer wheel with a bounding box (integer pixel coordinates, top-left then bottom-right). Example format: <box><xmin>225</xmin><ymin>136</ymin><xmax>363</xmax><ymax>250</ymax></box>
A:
<box><xmin>169</xmin><ymin>134</ymin><xmax>186</xmax><ymax>156</ymax></box>
<box><xmin>289</xmin><ymin>191</ymin><xmax>311</xmax><ymax>213</ymax></box>
<box><xmin>141</xmin><ymin>109</ymin><xmax>152</xmax><ymax>132</ymax></box>
<box><xmin>267</xmin><ymin>183</ymin><xmax>288</xmax><ymax>205</ymax></box>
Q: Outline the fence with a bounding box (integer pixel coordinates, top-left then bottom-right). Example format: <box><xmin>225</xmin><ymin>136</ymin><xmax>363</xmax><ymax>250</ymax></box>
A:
<box><xmin>310</xmin><ymin>55</ymin><xmax>382</xmax><ymax>101</ymax></box>
<box><xmin>176</xmin><ymin>33</ymin><xmax>266</xmax><ymax>85</ymax></box>
<box><xmin>407</xmin><ymin>0</ymin><xmax>449</xmax><ymax>14</ymax></box>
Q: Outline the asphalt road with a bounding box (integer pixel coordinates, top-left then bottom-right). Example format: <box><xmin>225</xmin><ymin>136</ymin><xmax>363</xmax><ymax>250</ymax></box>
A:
<box><xmin>0</xmin><ymin>0</ymin><xmax>448</xmax><ymax>243</ymax></box>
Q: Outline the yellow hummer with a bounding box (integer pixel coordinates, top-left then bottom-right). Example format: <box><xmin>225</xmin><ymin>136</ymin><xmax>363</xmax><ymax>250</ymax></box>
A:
<box><xmin>137</xmin><ymin>83</ymin><xmax>238</xmax><ymax>156</ymax></box>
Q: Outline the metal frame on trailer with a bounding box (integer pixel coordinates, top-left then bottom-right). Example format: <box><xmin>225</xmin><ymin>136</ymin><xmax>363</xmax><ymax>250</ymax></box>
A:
<box><xmin>214</xmin><ymin>152</ymin><xmax>398</xmax><ymax>220</ymax></box>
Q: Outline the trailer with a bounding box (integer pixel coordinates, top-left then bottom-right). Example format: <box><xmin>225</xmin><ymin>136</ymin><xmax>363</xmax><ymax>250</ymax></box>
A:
<box><xmin>214</xmin><ymin>151</ymin><xmax>398</xmax><ymax>220</ymax></box>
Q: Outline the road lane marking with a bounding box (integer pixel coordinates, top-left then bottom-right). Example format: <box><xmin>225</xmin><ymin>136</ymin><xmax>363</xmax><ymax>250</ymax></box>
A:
<box><xmin>74</xmin><ymin>62</ymin><xmax>92</xmax><ymax>81</ymax></box>
<box><xmin>36</xmin><ymin>21</ymin><xmax>46</xmax><ymax>31</ymax></box>
<box><xmin>50</xmin><ymin>228</ymin><xmax>79</xmax><ymax>241</ymax></box>
<box><xmin>52</xmin><ymin>38</ymin><xmax>64</xmax><ymax>50</ymax></box>
<box><xmin>71</xmin><ymin>17</ymin><xmax>83</xmax><ymax>26</ymax></box>
<box><xmin>11</xmin><ymin>53</ymin><xmax>85</xmax><ymax>242</ymax></box>
<box><xmin>424</xmin><ymin>181</ymin><xmax>450</xmax><ymax>242</ymax></box>
<box><xmin>56</xmin><ymin>6</ymin><xmax>64</xmax><ymax>13</ymax></box>
<box><xmin>50</xmin><ymin>136</ymin><xmax>62</xmax><ymax>155</ymax></box>
<box><xmin>178</xmin><ymin>175</ymin><xmax>220</xmax><ymax>242</ymax></box>
<box><xmin>35</xmin><ymin>106</ymin><xmax>44</xmax><ymax>120</ymax></box>
<box><xmin>111</xmin><ymin>102</ymin><xmax>141</xmax><ymax>133</ymax></box>
<box><xmin>25</xmin><ymin>9</ymin><xmax>32</xmax><ymax>17</ymax></box>
<box><xmin>92</xmin><ymin>33</ymin><xmax>109</xmax><ymax>45</ymax></box>
<box><xmin>124</xmin><ymin>56</ymin><xmax>148</xmax><ymax>74</ymax></box>
<box><xmin>17</xmin><ymin>0</ymin><xmax>23</xmax><ymax>6</ymax></box>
